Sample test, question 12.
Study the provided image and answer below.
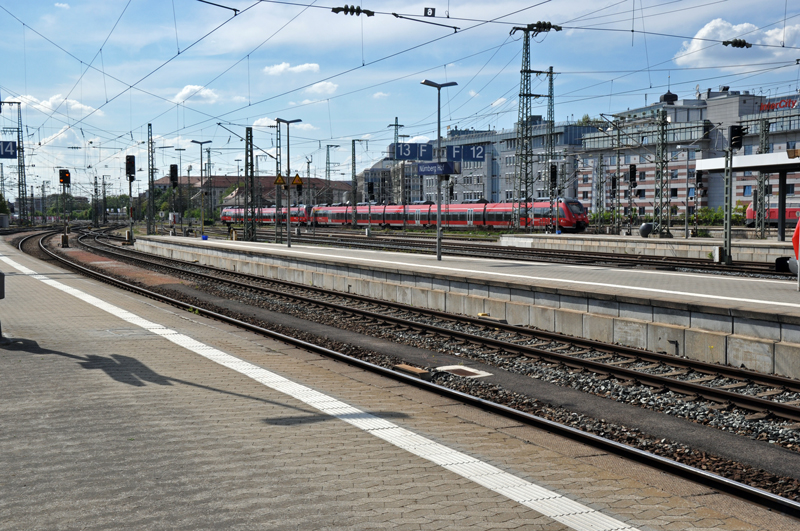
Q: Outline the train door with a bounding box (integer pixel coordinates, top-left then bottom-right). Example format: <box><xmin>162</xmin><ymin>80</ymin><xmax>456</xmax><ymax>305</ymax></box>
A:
<box><xmin>414</xmin><ymin>209</ymin><xmax>421</xmax><ymax>226</ymax></box>
<box><xmin>467</xmin><ymin>209</ymin><xmax>474</xmax><ymax>227</ymax></box>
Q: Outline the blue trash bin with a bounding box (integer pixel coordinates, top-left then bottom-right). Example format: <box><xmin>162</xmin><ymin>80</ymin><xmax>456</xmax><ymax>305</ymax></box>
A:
<box><xmin>201</xmin><ymin>235</ymin><xmax>208</xmax><ymax>240</ymax></box>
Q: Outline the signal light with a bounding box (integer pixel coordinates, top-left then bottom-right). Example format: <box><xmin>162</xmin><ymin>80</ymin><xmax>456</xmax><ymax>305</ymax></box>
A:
<box><xmin>629</xmin><ymin>164</ymin><xmax>636</xmax><ymax>180</ymax></box>
<box><xmin>696</xmin><ymin>170</ymin><xmax>704</xmax><ymax>188</ymax></box>
<box><xmin>296</xmin><ymin>184</ymin><xmax>302</xmax><ymax>195</ymax></box>
<box><xmin>170</xmin><ymin>164</ymin><xmax>178</xmax><ymax>188</ymax></box>
<box><xmin>610</xmin><ymin>175</ymin><xmax>617</xmax><ymax>193</ymax></box>
<box><xmin>729</xmin><ymin>125</ymin><xmax>746</xmax><ymax>150</ymax></box>
<box><xmin>367</xmin><ymin>182</ymin><xmax>374</xmax><ymax>195</ymax></box>
<box><xmin>59</xmin><ymin>169</ymin><xmax>70</xmax><ymax>185</ymax></box>
<box><xmin>126</xmin><ymin>155</ymin><xmax>136</xmax><ymax>182</ymax></box>
<box><xmin>549</xmin><ymin>164</ymin><xmax>557</xmax><ymax>188</ymax></box>
<box><xmin>331</xmin><ymin>4</ymin><xmax>375</xmax><ymax>16</ymax></box>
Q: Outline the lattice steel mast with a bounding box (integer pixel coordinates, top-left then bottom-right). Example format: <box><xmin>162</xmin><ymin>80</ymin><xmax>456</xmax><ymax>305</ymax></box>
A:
<box><xmin>653</xmin><ymin>109</ymin><xmax>672</xmax><ymax>237</ymax></box>
<box><xmin>510</xmin><ymin>22</ymin><xmax>560</xmax><ymax>229</ymax></box>
<box><xmin>244</xmin><ymin>127</ymin><xmax>256</xmax><ymax>241</ymax></box>
<box><xmin>147</xmin><ymin>124</ymin><xmax>155</xmax><ymax>235</ymax></box>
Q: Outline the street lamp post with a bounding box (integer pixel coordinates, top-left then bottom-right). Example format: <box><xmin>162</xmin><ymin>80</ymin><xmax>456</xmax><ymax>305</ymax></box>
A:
<box><xmin>191</xmin><ymin>140</ymin><xmax>211</xmax><ymax>236</ymax></box>
<box><xmin>421</xmin><ymin>79</ymin><xmax>457</xmax><ymax>261</ymax></box>
<box><xmin>276</xmin><ymin>118</ymin><xmax>301</xmax><ymax>248</ymax></box>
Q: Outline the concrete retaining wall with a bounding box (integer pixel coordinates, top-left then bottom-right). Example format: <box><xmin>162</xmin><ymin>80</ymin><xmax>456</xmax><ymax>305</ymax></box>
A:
<box><xmin>136</xmin><ymin>237</ymin><xmax>800</xmax><ymax>380</ymax></box>
<box><xmin>499</xmin><ymin>234</ymin><xmax>792</xmax><ymax>263</ymax></box>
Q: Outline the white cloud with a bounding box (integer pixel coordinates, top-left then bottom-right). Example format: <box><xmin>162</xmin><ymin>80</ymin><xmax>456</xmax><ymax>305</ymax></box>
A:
<box><xmin>172</xmin><ymin>85</ymin><xmax>218</xmax><ymax>104</ymax></box>
<box><xmin>294</xmin><ymin>123</ymin><xmax>317</xmax><ymax>131</ymax></box>
<box><xmin>373</xmin><ymin>92</ymin><xmax>389</xmax><ymax>99</ymax></box>
<box><xmin>674</xmin><ymin>19</ymin><xmax>800</xmax><ymax>68</ymax></box>
<box><xmin>490</xmin><ymin>97</ymin><xmax>507</xmax><ymax>107</ymax></box>
<box><xmin>469</xmin><ymin>90</ymin><xmax>479</xmax><ymax>98</ymax></box>
<box><xmin>408</xmin><ymin>135</ymin><xmax>429</xmax><ymax>144</ymax></box>
<box><xmin>361</xmin><ymin>134</ymin><xmax>372</xmax><ymax>139</ymax></box>
<box><xmin>253</xmin><ymin>117</ymin><xmax>276</xmax><ymax>127</ymax></box>
<box><xmin>305</xmin><ymin>81</ymin><xmax>337</xmax><ymax>95</ymax></box>
<box><xmin>41</xmin><ymin>125</ymin><xmax>70</xmax><ymax>145</ymax></box>
<box><xmin>263</xmin><ymin>62</ymin><xmax>320</xmax><ymax>75</ymax></box>
<box><xmin>54</xmin><ymin>3</ymin><xmax>69</xmax><ymax>9</ymax></box>
<box><xmin>19</xmin><ymin>94</ymin><xmax>101</xmax><ymax>116</ymax></box>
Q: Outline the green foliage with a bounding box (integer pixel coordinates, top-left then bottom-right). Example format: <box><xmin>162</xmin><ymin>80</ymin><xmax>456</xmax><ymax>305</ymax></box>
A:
<box><xmin>0</xmin><ymin>193</ymin><xmax>9</xmax><ymax>215</ymax></box>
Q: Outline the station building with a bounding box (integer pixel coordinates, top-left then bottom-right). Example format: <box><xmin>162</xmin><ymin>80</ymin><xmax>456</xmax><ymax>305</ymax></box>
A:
<box><xmin>577</xmin><ymin>88</ymin><xmax>800</xmax><ymax>219</ymax></box>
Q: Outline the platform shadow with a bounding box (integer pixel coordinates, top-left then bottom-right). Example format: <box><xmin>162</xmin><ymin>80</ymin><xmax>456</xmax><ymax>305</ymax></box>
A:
<box><xmin>263</xmin><ymin>411</ymin><xmax>409</xmax><ymax>426</ymax></box>
<box><xmin>1</xmin><ymin>336</ymin><xmax>316</xmax><ymax>414</ymax></box>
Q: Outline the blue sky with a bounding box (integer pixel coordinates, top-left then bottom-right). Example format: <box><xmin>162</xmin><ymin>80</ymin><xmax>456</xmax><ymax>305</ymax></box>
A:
<box><xmin>1</xmin><ymin>0</ymin><xmax>798</xmax><ymax>200</ymax></box>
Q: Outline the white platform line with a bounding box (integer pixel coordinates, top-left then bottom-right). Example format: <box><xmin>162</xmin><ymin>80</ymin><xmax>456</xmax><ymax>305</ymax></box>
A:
<box><xmin>0</xmin><ymin>253</ymin><xmax>640</xmax><ymax>531</ymax></box>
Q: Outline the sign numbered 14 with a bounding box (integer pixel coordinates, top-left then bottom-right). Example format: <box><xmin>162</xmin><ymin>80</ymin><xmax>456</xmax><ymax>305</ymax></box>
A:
<box><xmin>0</xmin><ymin>141</ymin><xmax>17</xmax><ymax>159</ymax></box>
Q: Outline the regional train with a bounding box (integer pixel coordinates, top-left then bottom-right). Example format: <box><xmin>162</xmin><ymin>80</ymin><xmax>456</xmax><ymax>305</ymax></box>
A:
<box><xmin>745</xmin><ymin>201</ymin><xmax>800</xmax><ymax>228</ymax></box>
<box><xmin>221</xmin><ymin>198</ymin><xmax>589</xmax><ymax>232</ymax></box>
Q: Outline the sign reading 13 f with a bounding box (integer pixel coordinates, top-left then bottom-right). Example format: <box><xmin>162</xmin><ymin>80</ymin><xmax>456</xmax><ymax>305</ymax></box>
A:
<box><xmin>446</xmin><ymin>144</ymin><xmax>485</xmax><ymax>162</ymax></box>
<box><xmin>0</xmin><ymin>141</ymin><xmax>17</xmax><ymax>159</ymax></box>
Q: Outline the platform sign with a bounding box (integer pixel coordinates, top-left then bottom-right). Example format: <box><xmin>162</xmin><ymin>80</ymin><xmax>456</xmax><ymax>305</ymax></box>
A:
<box><xmin>394</xmin><ymin>143</ymin><xmax>434</xmax><ymax>161</ymax></box>
<box><xmin>418</xmin><ymin>162</ymin><xmax>461</xmax><ymax>175</ymax></box>
<box><xmin>0</xmin><ymin>141</ymin><xmax>17</xmax><ymax>159</ymax></box>
<box><xmin>446</xmin><ymin>144</ymin><xmax>485</xmax><ymax>162</ymax></box>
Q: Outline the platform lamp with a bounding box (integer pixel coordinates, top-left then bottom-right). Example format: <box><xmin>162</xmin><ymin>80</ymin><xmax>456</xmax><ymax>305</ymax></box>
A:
<box><xmin>421</xmin><ymin>79</ymin><xmax>457</xmax><ymax>261</ymax></box>
<box><xmin>191</xmin><ymin>140</ymin><xmax>211</xmax><ymax>236</ymax></box>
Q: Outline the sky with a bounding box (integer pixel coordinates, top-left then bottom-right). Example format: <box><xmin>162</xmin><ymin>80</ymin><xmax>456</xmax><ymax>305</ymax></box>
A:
<box><xmin>0</xmin><ymin>0</ymin><xmax>798</xmax><ymax>201</ymax></box>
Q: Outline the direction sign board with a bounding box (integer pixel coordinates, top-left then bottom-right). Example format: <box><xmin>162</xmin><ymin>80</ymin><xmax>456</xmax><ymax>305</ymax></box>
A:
<box><xmin>452</xmin><ymin>144</ymin><xmax>486</xmax><ymax>162</ymax></box>
<box><xmin>417</xmin><ymin>162</ymin><xmax>461</xmax><ymax>175</ymax></box>
<box><xmin>0</xmin><ymin>141</ymin><xmax>17</xmax><ymax>159</ymax></box>
<box><xmin>394</xmin><ymin>143</ymin><xmax>434</xmax><ymax>161</ymax></box>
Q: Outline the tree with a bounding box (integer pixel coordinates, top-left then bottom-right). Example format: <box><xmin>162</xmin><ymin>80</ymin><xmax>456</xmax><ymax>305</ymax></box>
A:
<box><xmin>0</xmin><ymin>193</ymin><xmax>9</xmax><ymax>215</ymax></box>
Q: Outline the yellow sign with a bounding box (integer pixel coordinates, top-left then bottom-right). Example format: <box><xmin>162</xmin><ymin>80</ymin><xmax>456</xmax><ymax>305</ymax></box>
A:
<box><xmin>274</xmin><ymin>175</ymin><xmax>286</xmax><ymax>185</ymax></box>
<box><xmin>291</xmin><ymin>174</ymin><xmax>303</xmax><ymax>186</ymax></box>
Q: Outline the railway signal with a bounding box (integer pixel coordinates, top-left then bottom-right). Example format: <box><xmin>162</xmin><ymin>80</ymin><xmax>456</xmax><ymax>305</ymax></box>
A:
<box><xmin>59</xmin><ymin>169</ymin><xmax>70</xmax><ymax>185</ymax></box>
<box><xmin>629</xmin><ymin>164</ymin><xmax>637</xmax><ymax>189</ymax></box>
<box><xmin>729</xmin><ymin>125</ymin><xmax>746</xmax><ymax>149</ymax></box>
<box><xmin>126</xmin><ymin>155</ymin><xmax>136</xmax><ymax>182</ymax></box>
<box><xmin>170</xmin><ymin>164</ymin><xmax>178</xmax><ymax>188</ymax></box>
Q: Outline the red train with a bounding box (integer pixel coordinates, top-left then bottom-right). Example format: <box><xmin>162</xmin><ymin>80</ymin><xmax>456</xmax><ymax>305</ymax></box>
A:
<box><xmin>745</xmin><ymin>201</ymin><xmax>800</xmax><ymax>227</ymax></box>
<box><xmin>221</xmin><ymin>198</ymin><xmax>589</xmax><ymax>232</ymax></box>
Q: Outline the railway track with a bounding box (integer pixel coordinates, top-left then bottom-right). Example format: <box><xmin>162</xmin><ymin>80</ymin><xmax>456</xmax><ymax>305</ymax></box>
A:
<box><xmin>78</xmin><ymin>231</ymin><xmax>800</xmax><ymax>423</ymax></box>
<box><xmin>19</xmin><ymin>228</ymin><xmax>800</xmax><ymax>517</ymax></box>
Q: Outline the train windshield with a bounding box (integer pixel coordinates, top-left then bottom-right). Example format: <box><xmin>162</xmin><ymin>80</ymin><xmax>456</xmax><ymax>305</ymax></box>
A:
<box><xmin>567</xmin><ymin>203</ymin><xmax>583</xmax><ymax>215</ymax></box>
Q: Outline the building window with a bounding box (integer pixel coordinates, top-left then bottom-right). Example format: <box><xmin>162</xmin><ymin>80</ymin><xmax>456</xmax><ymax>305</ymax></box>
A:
<box><xmin>688</xmin><ymin>150</ymin><xmax>696</xmax><ymax>160</ymax></box>
<box><xmin>624</xmin><ymin>154</ymin><xmax>632</xmax><ymax>164</ymax></box>
<box><xmin>743</xmin><ymin>185</ymin><xmax>752</xmax><ymax>197</ymax></box>
<box><xmin>788</xmin><ymin>141</ymin><xmax>797</xmax><ymax>150</ymax></box>
<box><xmin>670</xmin><ymin>169</ymin><xmax>679</xmax><ymax>180</ymax></box>
<box><xmin>789</xmin><ymin>184</ymin><xmax>796</xmax><ymax>196</ymax></box>
<box><xmin>637</xmin><ymin>189</ymin><xmax>646</xmax><ymax>199</ymax></box>
<box><xmin>582</xmin><ymin>175</ymin><xmax>589</xmax><ymax>183</ymax></box>
<box><xmin>688</xmin><ymin>206</ymin><xmax>695</xmax><ymax>215</ymax></box>
<box><xmin>744</xmin><ymin>145</ymin><xmax>753</xmax><ymax>155</ymax></box>
<box><xmin>638</xmin><ymin>206</ymin><xmax>646</xmax><ymax>215</ymax></box>
<box><xmin>582</xmin><ymin>191</ymin><xmax>589</xmax><ymax>200</ymax></box>
<box><xmin>623</xmin><ymin>189</ymin><xmax>629</xmax><ymax>198</ymax></box>
<box><xmin>639</xmin><ymin>171</ymin><xmax>646</xmax><ymax>181</ymax></box>
<box><xmin>768</xmin><ymin>143</ymin><xmax>774</xmax><ymax>154</ymax></box>
<box><xmin>688</xmin><ymin>169</ymin><xmax>695</xmax><ymax>180</ymax></box>
<box><xmin>670</xmin><ymin>188</ymin><xmax>678</xmax><ymax>198</ymax></box>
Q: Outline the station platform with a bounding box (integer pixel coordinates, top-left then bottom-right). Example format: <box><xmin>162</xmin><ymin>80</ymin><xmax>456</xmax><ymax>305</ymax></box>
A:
<box><xmin>2</xmin><ymin>239</ymin><xmax>798</xmax><ymax>529</ymax></box>
<box><xmin>136</xmin><ymin>235</ymin><xmax>800</xmax><ymax>380</ymax></box>
<box><xmin>499</xmin><ymin>232</ymin><xmax>794</xmax><ymax>264</ymax></box>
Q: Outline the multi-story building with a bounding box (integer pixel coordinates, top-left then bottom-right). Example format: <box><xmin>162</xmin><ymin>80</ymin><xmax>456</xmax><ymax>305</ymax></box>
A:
<box><xmin>577</xmin><ymin>88</ymin><xmax>800</xmax><ymax>220</ymax></box>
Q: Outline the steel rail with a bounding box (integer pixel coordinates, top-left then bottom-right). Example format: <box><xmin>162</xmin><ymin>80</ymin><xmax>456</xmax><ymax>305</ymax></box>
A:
<box><xmin>81</xmin><ymin>233</ymin><xmax>800</xmax><ymax>421</ymax></box>
<box><xmin>19</xmin><ymin>230</ymin><xmax>800</xmax><ymax>519</ymax></box>
<box><xmin>19</xmin><ymin>235</ymin><xmax>800</xmax><ymax>518</ymax></box>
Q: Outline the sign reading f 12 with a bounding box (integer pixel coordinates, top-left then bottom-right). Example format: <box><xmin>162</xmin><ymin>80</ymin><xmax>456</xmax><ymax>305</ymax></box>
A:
<box><xmin>0</xmin><ymin>141</ymin><xmax>17</xmax><ymax>159</ymax></box>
